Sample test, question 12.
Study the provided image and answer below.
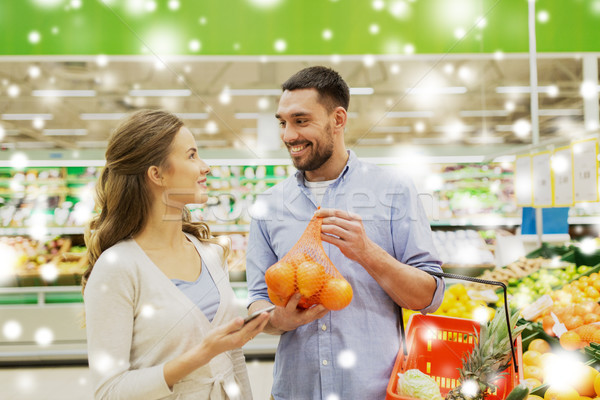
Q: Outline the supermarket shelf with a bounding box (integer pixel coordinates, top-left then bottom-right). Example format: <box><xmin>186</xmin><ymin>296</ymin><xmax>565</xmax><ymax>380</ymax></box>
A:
<box><xmin>0</xmin><ymin>227</ymin><xmax>85</xmax><ymax>236</ymax></box>
<box><xmin>430</xmin><ymin>217</ymin><xmax>521</xmax><ymax>227</ymax></box>
<box><xmin>569</xmin><ymin>216</ymin><xmax>600</xmax><ymax>225</ymax></box>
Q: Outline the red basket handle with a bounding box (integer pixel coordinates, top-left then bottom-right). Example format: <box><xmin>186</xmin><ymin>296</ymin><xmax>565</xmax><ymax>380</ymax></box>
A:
<box><xmin>398</xmin><ymin>271</ymin><xmax>519</xmax><ymax>375</ymax></box>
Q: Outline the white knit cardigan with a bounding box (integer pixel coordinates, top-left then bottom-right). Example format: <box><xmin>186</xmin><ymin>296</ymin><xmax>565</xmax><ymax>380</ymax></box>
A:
<box><xmin>84</xmin><ymin>233</ymin><xmax>252</xmax><ymax>400</ymax></box>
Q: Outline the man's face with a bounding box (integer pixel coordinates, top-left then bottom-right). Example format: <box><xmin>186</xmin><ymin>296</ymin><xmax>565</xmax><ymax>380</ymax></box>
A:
<box><xmin>276</xmin><ymin>89</ymin><xmax>335</xmax><ymax>172</ymax></box>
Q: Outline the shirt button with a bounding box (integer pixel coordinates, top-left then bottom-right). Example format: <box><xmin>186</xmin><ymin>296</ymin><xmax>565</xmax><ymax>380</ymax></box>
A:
<box><xmin>321</xmin><ymin>324</ymin><xmax>327</xmax><ymax>331</ymax></box>
<box><xmin>322</xmin><ymin>360</ymin><xmax>328</xmax><ymax>366</ymax></box>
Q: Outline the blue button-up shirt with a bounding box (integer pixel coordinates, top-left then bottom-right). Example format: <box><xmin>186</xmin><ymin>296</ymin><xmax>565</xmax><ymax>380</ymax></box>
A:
<box><xmin>246</xmin><ymin>150</ymin><xmax>444</xmax><ymax>400</ymax></box>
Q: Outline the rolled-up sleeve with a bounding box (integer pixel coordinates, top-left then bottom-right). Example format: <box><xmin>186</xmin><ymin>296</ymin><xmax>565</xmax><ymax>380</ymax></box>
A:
<box><xmin>391</xmin><ymin>177</ymin><xmax>445</xmax><ymax>314</ymax></box>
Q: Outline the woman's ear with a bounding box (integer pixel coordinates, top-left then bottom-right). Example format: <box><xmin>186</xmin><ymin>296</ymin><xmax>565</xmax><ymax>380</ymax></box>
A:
<box><xmin>146</xmin><ymin>165</ymin><xmax>163</xmax><ymax>187</ymax></box>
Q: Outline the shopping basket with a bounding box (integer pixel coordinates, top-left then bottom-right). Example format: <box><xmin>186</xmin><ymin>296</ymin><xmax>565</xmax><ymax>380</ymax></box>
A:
<box><xmin>385</xmin><ymin>272</ymin><xmax>523</xmax><ymax>400</ymax></box>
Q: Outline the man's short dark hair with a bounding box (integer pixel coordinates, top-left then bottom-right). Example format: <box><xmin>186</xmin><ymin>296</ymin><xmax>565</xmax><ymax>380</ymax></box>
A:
<box><xmin>281</xmin><ymin>66</ymin><xmax>350</xmax><ymax>112</ymax></box>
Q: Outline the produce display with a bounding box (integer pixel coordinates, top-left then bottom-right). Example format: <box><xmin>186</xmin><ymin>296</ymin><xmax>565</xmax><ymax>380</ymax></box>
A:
<box><xmin>265</xmin><ymin>215</ymin><xmax>353</xmax><ymax>311</ymax></box>
<box><xmin>0</xmin><ymin>235</ymin><xmax>87</xmax><ymax>286</ymax></box>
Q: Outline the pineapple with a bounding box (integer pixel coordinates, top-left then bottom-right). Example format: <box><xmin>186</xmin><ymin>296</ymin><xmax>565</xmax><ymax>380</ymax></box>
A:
<box><xmin>445</xmin><ymin>306</ymin><xmax>526</xmax><ymax>400</ymax></box>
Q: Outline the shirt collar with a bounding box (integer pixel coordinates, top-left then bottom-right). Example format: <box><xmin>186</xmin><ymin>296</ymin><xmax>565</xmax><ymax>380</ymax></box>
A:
<box><xmin>294</xmin><ymin>150</ymin><xmax>357</xmax><ymax>186</ymax></box>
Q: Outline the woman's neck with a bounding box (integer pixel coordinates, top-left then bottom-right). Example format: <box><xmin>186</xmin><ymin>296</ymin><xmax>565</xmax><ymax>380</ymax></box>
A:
<box><xmin>134</xmin><ymin>201</ymin><xmax>186</xmax><ymax>251</ymax></box>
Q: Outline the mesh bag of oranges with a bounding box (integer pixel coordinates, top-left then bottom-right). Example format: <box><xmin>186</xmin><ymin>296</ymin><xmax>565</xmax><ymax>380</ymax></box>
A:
<box><xmin>265</xmin><ymin>213</ymin><xmax>353</xmax><ymax>310</ymax></box>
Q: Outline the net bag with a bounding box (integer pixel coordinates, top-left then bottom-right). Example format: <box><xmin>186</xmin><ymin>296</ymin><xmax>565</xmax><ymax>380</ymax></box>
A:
<box><xmin>265</xmin><ymin>213</ymin><xmax>353</xmax><ymax>310</ymax></box>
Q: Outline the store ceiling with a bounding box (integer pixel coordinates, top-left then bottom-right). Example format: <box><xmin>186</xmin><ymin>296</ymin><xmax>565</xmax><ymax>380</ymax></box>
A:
<box><xmin>0</xmin><ymin>54</ymin><xmax>596</xmax><ymax>155</ymax></box>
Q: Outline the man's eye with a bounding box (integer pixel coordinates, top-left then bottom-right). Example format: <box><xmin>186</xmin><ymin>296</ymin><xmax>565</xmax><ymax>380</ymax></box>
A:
<box><xmin>297</xmin><ymin>119</ymin><xmax>307</xmax><ymax>124</ymax></box>
<box><xmin>279</xmin><ymin>121</ymin><xmax>286</xmax><ymax>127</ymax></box>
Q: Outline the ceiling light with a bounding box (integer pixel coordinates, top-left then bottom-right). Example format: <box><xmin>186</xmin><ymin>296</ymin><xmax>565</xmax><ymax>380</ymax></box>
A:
<box><xmin>443</xmin><ymin>64</ymin><xmax>454</xmax><ymax>74</ymax></box>
<box><xmin>235</xmin><ymin>113</ymin><xmax>260</xmax><ymax>119</ymax></box>
<box><xmin>538</xmin><ymin>109</ymin><xmax>582</xmax><ymax>116</ymax></box>
<box><xmin>42</xmin><ymin>129</ymin><xmax>87</xmax><ymax>136</ymax></box>
<box><xmin>414</xmin><ymin>121</ymin><xmax>425</xmax><ymax>133</ymax></box>
<box><xmin>96</xmin><ymin>54</ymin><xmax>109</xmax><ymax>67</ymax></box>
<box><xmin>390</xmin><ymin>64</ymin><xmax>400</xmax><ymax>74</ymax></box>
<box><xmin>459</xmin><ymin>110</ymin><xmax>509</xmax><ymax>117</ymax></box>
<box><xmin>7</xmin><ymin>85</ymin><xmax>20</xmax><ymax>97</ymax></box>
<box><xmin>537</xmin><ymin>10</ymin><xmax>550</xmax><ymax>23</ymax></box>
<box><xmin>16</xmin><ymin>141</ymin><xmax>55</xmax><ymax>149</ymax></box>
<box><xmin>0</xmin><ymin>125</ymin><xmax>5</xmax><ymax>140</ymax></box>
<box><xmin>547</xmin><ymin>85</ymin><xmax>559</xmax><ymax>97</ymax></box>
<box><xmin>228</xmin><ymin>89</ymin><xmax>281</xmax><ymax>96</ymax></box>
<box><xmin>32</xmin><ymin>118</ymin><xmax>45</xmax><ymax>130</ymax></box>
<box><xmin>370</xmin><ymin>126</ymin><xmax>411</xmax><ymax>133</ymax></box>
<box><xmin>363</xmin><ymin>55</ymin><xmax>376</xmax><ymax>67</ymax></box>
<box><xmin>129</xmin><ymin>89</ymin><xmax>191</xmax><ymax>97</ymax></box>
<box><xmin>205</xmin><ymin>121</ymin><xmax>218</xmax><ymax>134</ymax></box>
<box><xmin>80</xmin><ymin>113</ymin><xmax>125</xmax><ymax>120</ymax></box>
<box><xmin>386</xmin><ymin>111</ymin><xmax>434</xmax><ymax>118</ymax></box>
<box><xmin>28</xmin><ymin>66</ymin><xmax>41</xmax><ymax>79</ymax></box>
<box><xmin>457</xmin><ymin>66</ymin><xmax>471</xmax><ymax>80</ymax></box>
<box><xmin>2</xmin><ymin>113</ymin><xmax>53</xmax><ymax>121</ymax></box>
<box><xmin>512</xmin><ymin>119</ymin><xmax>531</xmax><ymax>138</ymax></box>
<box><xmin>494</xmin><ymin>50</ymin><xmax>504</xmax><ymax>60</ymax></box>
<box><xmin>405</xmin><ymin>87</ymin><xmax>467</xmax><ymax>95</ymax></box>
<box><xmin>349</xmin><ymin>87</ymin><xmax>374</xmax><ymax>95</ymax></box>
<box><xmin>580</xmin><ymin>81</ymin><xmax>600</xmax><ymax>99</ymax></box>
<box><xmin>258</xmin><ymin>97</ymin><xmax>270</xmax><ymax>110</ymax></box>
<box><xmin>466</xmin><ymin>136</ymin><xmax>504</xmax><ymax>144</ymax></box>
<box><xmin>330</xmin><ymin>54</ymin><xmax>341</xmax><ymax>64</ymax></box>
<box><xmin>369</xmin><ymin>24</ymin><xmax>380</xmax><ymax>34</ymax></box>
<box><xmin>495</xmin><ymin>86</ymin><xmax>556</xmax><ymax>94</ymax></box>
<box><xmin>33</xmin><ymin>90</ymin><xmax>96</xmax><ymax>97</ymax></box>
<box><xmin>504</xmin><ymin>101</ymin><xmax>516</xmax><ymax>112</ymax></box>
<box><xmin>175</xmin><ymin>113</ymin><xmax>209</xmax><ymax>120</ymax></box>
<box><xmin>322</xmin><ymin>29</ymin><xmax>333</xmax><ymax>40</ymax></box>
<box><xmin>28</xmin><ymin>31</ymin><xmax>41</xmax><ymax>44</ymax></box>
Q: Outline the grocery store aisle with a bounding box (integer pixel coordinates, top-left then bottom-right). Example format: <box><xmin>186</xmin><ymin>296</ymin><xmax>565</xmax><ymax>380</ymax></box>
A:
<box><xmin>0</xmin><ymin>360</ymin><xmax>274</xmax><ymax>400</ymax></box>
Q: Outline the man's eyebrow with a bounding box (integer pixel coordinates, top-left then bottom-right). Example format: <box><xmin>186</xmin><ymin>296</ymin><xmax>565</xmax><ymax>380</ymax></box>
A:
<box><xmin>275</xmin><ymin>112</ymin><xmax>310</xmax><ymax>119</ymax></box>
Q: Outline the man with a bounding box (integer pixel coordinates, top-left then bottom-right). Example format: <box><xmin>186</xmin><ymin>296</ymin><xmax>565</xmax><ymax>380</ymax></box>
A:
<box><xmin>246</xmin><ymin>66</ymin><xmax>444</xmax><ymax>399</ymax></box>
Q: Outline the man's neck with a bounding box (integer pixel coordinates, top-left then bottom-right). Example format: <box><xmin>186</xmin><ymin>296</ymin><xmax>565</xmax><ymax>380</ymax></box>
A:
<box><xmin>304</xmin><ymin>149</ymin><xmax>349</xmax><ymax>182</ymax></box>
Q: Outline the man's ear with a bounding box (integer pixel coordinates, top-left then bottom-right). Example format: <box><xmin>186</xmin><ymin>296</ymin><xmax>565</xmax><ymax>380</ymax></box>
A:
<box><xmin>146</xmin><ymin>165</ymin><xmax>163</xmax><ymax>187</ymax></box>
<box><xmin>333</xmin><ymin>106</ymin><xmax>347</xmax><ymax>132</ymax></box>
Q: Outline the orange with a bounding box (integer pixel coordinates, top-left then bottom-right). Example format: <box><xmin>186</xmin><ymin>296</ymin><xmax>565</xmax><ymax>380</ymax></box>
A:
<box><xmin>543</xmin><ymin>315</ymin><xmax>557</xmax><ymax>336</ymax></box>
<box><xmin>544</xmin><ymin>385</ymin><xmax>579</xmax><ymax>400</ymax></box>
<box><xmin>265</xmin><ymin>261</ymin><xmax>296</xmax><ymax>298</ymax></box>
<box><xmin>576</xmin><ymin>325</ymin><xmax>600</xmax><ymax>342</ymax></box>
<box><xmin>566</xmin><ymin>316</ymin><xmax>584</xmax><ymax>330</ymax></box>
<box><xmin>320</xmin><ymin>278</ymin><xmax>353</xmax><ymax>310</ymax></box>
<box><xmin>572</xmin><ymin>365</ymin><xmax>599</xmax><ymax>397</ymax></box>
<box><xmin>560</xmin><ymin>331</ymin><xmax>584</xmax><ymax>351</ymax></box>
<box><xmin>296</xmin><ymin>261</ymin><xmax>327</xmax><ymax>298</ymax></box>
<box><xmin>584</xmin><ymin>314</ymin><xmax>600</xmax><ymax>325</ymax></box>
<box><xmin>522</xmin><ymin>377</ymin><xmax>542</xmax><ymax>390</ymax></box>
<box><xmin>592</xmin><ymin>329</ymin><xmax>600</xmax><ymax>345</ymax></box>
<box><xmin>523</xmin><ymin>350</ymin><xmax>543</xmax><ymax>367</ymax></box>
<box><xmin>595</xmin><ymin>372</ymin><xmax>600</xmax><ymax>396</ymax></box>
<box><xmin>268</xmin><ymin>287</ymin><xmax>290</xmax><ymax>307</ymax></box>
<box><xmin>524</xmin><ymin>365</ymin><xmax>544</xmax><ymax>381</ymax></box>
<box><xmin>529</xmin><ymin>338</ymin><xmax>551</xmax><ymax>354</ymax></box>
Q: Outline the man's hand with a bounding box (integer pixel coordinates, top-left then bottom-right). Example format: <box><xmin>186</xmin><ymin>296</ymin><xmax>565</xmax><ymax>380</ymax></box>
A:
<box><xmin>315</xmin><ymin>208</ymin><xmax>376</xmax><ymax>265</ymax></box>
<box><xmin>249</xmin><ymin>294</ymin><xmax>329</xmax><ymax>335</ymax></box>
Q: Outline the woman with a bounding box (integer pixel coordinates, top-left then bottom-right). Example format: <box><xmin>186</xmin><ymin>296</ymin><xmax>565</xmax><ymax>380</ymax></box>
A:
<box><xmin>82</xmin><ymin>109</ymin><xmax>268</xmax><ymax>400</ymax></box>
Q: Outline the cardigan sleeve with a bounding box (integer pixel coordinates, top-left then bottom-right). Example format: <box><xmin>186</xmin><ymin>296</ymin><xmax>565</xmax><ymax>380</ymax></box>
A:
<box><xmin>84</xmin><ymin>248</ymin><xmax>173</xmax><ymax>400</ymax></box>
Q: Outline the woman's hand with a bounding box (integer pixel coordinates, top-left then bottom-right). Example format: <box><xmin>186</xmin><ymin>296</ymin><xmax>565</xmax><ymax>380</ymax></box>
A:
<box><xmin>201</xmin><ymin>313</ymin><xmax>270</xmax><ymax>360</ymax></box>
<box><xmin>164</xmin><ymin>313</ymin><xmax>269</xmax><ymax>387</ymax></box>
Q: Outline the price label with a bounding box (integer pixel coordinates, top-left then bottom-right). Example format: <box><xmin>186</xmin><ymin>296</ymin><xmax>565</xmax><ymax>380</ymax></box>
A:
<box><xmin>552</xmin><ymin>146</ymin><xmax>574</xmax><ymax>206</ymax></box>
<box><xmin>515</xmin><ymin>155</ymin><xmax>533</xmax><ymax>207</ymax></box>
<box><xmin>532</xmin><ymin>152</ymin><xmax>552</xmax><ymax>207</ymax></box>
<box><xmin>573</xmin><ymin>139</ymin><xmax>599</xmax><ymax>203</ymax></box>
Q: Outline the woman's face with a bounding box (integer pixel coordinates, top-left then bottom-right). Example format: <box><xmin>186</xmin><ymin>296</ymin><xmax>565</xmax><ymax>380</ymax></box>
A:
<box><xmin>161</xmin><ymin>126</ymin><xmax>210</xmax><ymax>208</ymax></box>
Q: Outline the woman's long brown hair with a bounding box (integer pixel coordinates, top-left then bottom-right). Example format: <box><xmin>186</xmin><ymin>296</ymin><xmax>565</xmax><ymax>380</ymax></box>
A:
<box><xmin>81</xmin><ymin>109</ymin><xmax>227</xmax><ymax>293</ymax></box>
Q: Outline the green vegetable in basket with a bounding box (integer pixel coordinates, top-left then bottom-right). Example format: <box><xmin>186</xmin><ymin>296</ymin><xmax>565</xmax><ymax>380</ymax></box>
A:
<box><xmin>396</xmin><ymin>369</ymin><xmax>442</xmax><ymax>400</ymax></box>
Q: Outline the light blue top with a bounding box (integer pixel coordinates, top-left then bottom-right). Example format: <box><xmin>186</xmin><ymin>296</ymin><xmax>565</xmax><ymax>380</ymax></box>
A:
<box><xmin>246</xmin><ymin>150</ymin><xmax>444</xmax><ymax>400</ymax></box>
<box><xmin>172</xmin><ymin>259</ymin><xmax>220</xmax><ymax>322</ymax></box>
